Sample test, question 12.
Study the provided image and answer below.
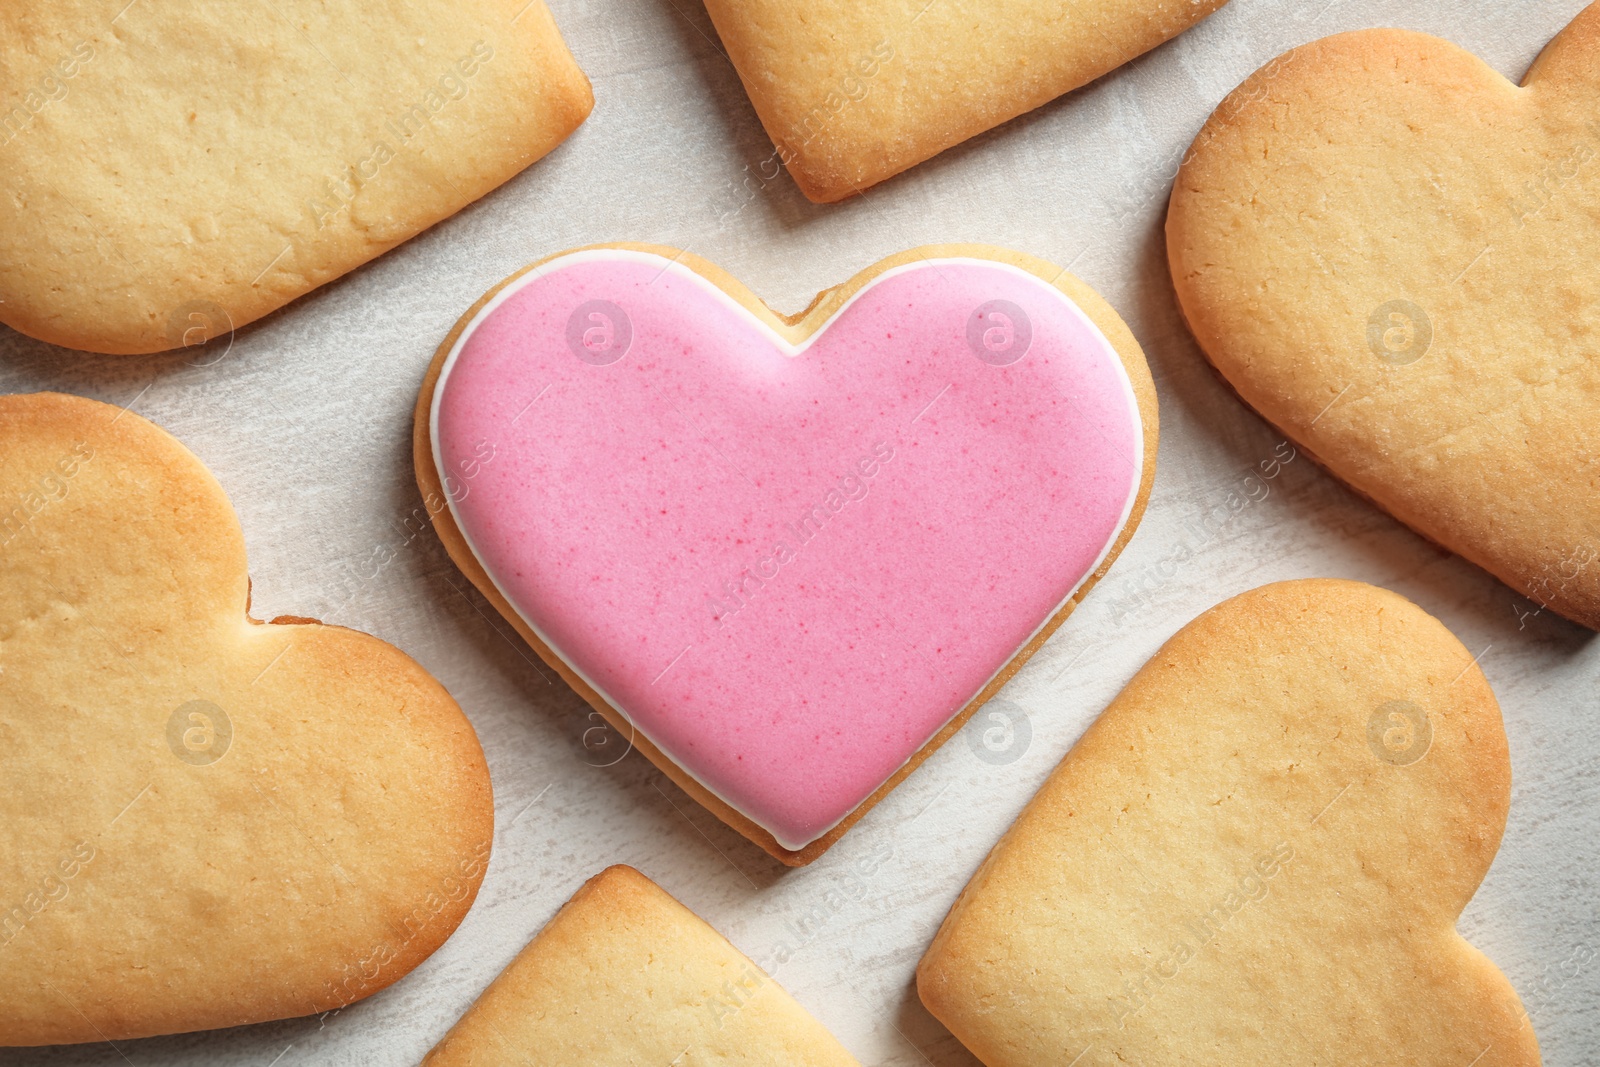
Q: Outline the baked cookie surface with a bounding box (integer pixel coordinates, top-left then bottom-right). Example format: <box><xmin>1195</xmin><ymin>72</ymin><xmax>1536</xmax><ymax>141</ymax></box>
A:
<box><xmin>1168</xmin><ymin>8</ymin><xmax>1600</xmax><ymax>629</ymax></box>
<box><xmin>421</xmin><ymin>864</ymin><xmax>860</xmax><ymax>1066</ymax></box>
<box><xmin>0</xmin><ymin>0</ymin><xmax>592</xmax><ymax>355</ymax></box>
<box><xmin>0</xmin><ymin>393</ymin><xmax>494</xmax><ymax>1045</ymax></box>
<box><xmin>918</xmin><ymin>579</ymin><xmax>1538</xmax><ymax>1067</ymax></box>
<box><xmin>415</xmin><ymin>243</ymin><xmax>1158</xmax><ymax>863</ymax></box>
<box><xmin>702</xmin><ymin>0</ymin><xmax>1229</xmax><ymax>202</ymax></box>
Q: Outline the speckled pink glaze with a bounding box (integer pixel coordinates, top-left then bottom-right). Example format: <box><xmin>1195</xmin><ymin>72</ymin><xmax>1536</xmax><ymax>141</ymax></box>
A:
<box><xmin>434</xmin><ymin>251</ymin><xmax>1142</xmax><ymax>849</ymax></box>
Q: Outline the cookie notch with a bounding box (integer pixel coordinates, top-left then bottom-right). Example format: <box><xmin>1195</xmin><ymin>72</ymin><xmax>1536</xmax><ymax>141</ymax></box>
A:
<box><xmin>0</xmin><ymin>392</ymin><xmax>494</xmax><ymax>1045</ymax></box>
<box><xmin>413</xmin><ymin>242</ymin><xmax>1159</xmax><ymax>865</ymax></box>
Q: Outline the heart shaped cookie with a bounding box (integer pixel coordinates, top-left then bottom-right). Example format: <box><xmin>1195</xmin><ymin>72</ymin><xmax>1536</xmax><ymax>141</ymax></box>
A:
<box><xmin>415</xmin><ymin>243</ymin><xmax>1157</xmax><ymax>863</ymax></box>
<box><xmin>919</xmin><ymin>579</ymin><xmax>1538</xmax><ymax>1067</ymax></box>
<box><xmin>0</xmin><ymin>1</ymin><xmax>591</xmax><ymax>354</ymax></box>
<box><xmin>703</xmin><ymin>0</ymin><xmax>1229</xmax><ymax>202</ymax></box>
<box><xmin>1167</xmin><ymin>9</ymin><xmax>1600</xmax><ymax>629</ymax></box>
<box><xmin>0</xmin><ymin>393</ymin><xmax>493</xmax><ymax>1045</ymax></box>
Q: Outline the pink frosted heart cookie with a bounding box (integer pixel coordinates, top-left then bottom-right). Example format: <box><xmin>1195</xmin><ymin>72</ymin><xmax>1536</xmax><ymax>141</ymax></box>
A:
<box><xmin>413</xmin><ymin>244</ymin><xmax>1157</xmax><ymax>864</ymax></box>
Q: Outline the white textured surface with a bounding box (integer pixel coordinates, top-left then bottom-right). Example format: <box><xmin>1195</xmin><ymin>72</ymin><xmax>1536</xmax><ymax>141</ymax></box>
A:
<box><xmin>2</xmin><ymin>0</ymin><xmax>1596</xmax><ymax>1063</ymax></box>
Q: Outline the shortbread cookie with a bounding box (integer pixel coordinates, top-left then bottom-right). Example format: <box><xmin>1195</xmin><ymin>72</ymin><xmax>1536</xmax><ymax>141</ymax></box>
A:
<box><xmin>0</xmin><ymin>393</ymin><xmax>494</xmax><ymax>1044</ymax></box>
<box><xmin>422</xmin><ymin>865</ymin><xmax>860</xmax><ymax>1065</ymax></box>
<box><xmin>414</xmin><ymin>243</ymin><xmax>1158</xmax><ymax>863</ymax></box>
<box><xmin>919</xmin><ymin>579</ymin><xmax>1539</xmax><ymax>1067</ymax></box>
<box><xmin>1167</xmin><ymin>9</ymin><xmax>1600</xmax><ymax>629</ymax></box>
<box><xmin>0</xmin><ymin>1</ymin><xmax>591</xmax><ymax>355</ymax></box>
<box><xmin>702</xmin><ymin>0</ymin><xmax>1229</xmax><ymax>202</ymax></box>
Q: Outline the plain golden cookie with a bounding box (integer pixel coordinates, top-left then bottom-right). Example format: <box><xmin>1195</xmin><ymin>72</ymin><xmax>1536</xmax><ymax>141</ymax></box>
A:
<box><xmin>0</xmin><ymin>392</ymin><xmax>494</xmax><ymax>1044</ymax></box>
<box><xmin>0</xmin><ymin>0</ymin><xmax>592</xmax><ymax>355</ymax></box>
<box><xmin>420</xmin><ymin>865</ymin><xmax>861</xmax><ymax>1066</ymax></box>
<box><xmin>702</xmin><ymin>0</ymin><xmax>1229</xmax><ymax>202</ymax></box>
<box><xmin>918</xmin><ymin>579</ymin><xmax>1539</xmax><ymax>1067</ymax></box>
<box><xmin>1167</xmin><ymin>7</ymin><xmax>1600</xmax><ymax>629</ymax></box>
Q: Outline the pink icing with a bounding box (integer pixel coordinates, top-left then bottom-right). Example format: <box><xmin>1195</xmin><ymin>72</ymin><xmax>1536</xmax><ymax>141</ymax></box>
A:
<box><xmin>433</xmin><ymin>251</ymin><xmax>1143</xmax><ymax>849</ymax></box>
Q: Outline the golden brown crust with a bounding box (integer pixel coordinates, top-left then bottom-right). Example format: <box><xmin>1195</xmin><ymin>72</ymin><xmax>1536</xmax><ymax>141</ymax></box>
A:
<box><xmin>420</xmin><ymin>865</ymin><xmax>861</xmax><ymax>1065</ymax></box>
<box><xmin>918</xmin><ymin>579</ymin><xmax>1538</xmax><ymax>1067</ymax></box>
<box><xmin>1167</xmin><ymin>9</ymin><xmax>1600</xmax><ymax>629</ymax></box>
<box><xmin>413</xmin><ymin>243</ymin><xmax>1158</xmax><ymax>865</ymax></box>
<box><xmin>0</xmin><ymin>1</ymin><xmax>592</xmax><ymax>354</ymax></box>
<box><xmin>702</xmin><ymin>0</ymin><xmax>1229</xmax><ymax>202</ymax></box>
<box><xmin>0</xmin><ymin>392</ymin><xmax>494</xmax><ymax>1045</ymax></box>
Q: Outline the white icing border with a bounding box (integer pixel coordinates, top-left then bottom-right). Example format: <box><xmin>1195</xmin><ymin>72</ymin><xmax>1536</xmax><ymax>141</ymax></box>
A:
<box><xmin>431</xmin><ymin>249</ymin><xmax>1145</xmax><ymax>851</ymax></box>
